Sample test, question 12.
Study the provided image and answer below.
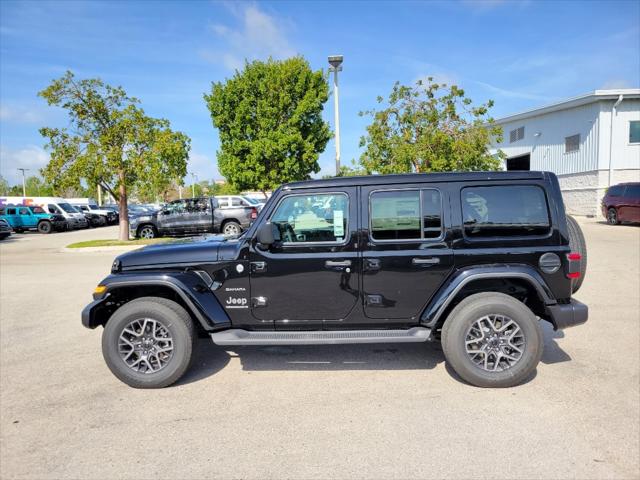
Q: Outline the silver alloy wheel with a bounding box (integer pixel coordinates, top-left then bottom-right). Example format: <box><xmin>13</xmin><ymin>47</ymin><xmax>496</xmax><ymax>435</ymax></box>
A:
<box><xmin>464</xmin><ymin>314</ymin><xmax>525</xmax><ymax>372</ymax></box>
<box><xmin>118</xmin><ymin>318</ymin><xmax>174</xmax><ymax>374</ymax></box>
<box><xmin>139</xmin><ymin>226</ymin><xmax>155</xmax><ymax>239</ymax></box>
<box><xmin>223</xmin><ymin>222</ymin><xmax>241</xmax><ymax>235</ymax></box>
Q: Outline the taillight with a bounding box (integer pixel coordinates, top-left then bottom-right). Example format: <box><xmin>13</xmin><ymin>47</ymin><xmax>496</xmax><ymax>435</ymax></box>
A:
<box><xmin>566</xmin><ymin>252</ymin><xmax>581</xmax><ymax>279</ymax></box>
<box><xmin>250</xmin><ymin>207</ymin><xmax>258</xmax><ymax>220</ymax></box>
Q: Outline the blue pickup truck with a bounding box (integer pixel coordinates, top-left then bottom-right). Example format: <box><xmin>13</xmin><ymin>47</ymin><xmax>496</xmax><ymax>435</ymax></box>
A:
<box><xmin>0</xmin><ymin>205</ymin><xmax>67</xmax><ymax>234</ymax></box>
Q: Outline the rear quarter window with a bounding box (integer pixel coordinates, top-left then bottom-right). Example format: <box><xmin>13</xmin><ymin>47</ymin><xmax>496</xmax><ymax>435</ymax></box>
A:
<box><xmin>462</xmin><ymin>185</ymin><xmax>550</xmax><ymax>238</ymax></box>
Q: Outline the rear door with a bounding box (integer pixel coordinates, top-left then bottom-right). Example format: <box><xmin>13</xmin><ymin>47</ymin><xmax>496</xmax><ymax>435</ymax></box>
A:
<box><xmin>5</xmin><ymin>207</ymin><xmax>20</xmax><ymax>228</ymax></box>
<box><xmin>619</xmin><ymin>185</ymin><xmax>640</xmax><ymax>222</ymax></box>
<box><xmin>361</xmin><ymin>184</ymin><xmax>454</xmax><ymax>323</ymax></box>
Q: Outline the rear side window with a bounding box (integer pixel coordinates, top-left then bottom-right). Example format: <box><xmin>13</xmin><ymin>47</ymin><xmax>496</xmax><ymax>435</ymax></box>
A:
<box><xmin>19</xmin><ymin>208</ymin><xmax>29</xmax><ymax>215</ymax></box>
<box><xmin>370</xmin><ymin>189</ymin><xmax>442</xmax><ymax>241</ymax></box>
<box><xmin>462</xmin><ymin>185</ymin><xmax>550</xmax><ymax>238</ymax></box>
<box><xmin>7</xmin><ymin>208</ymin><xmax>16</xmax><ymax>215</ymax></box>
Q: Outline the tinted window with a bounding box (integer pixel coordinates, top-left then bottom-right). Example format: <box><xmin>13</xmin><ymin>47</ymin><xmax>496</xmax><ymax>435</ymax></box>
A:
<box><xmin>624</xmin><ymin>184</ymin><xmax>640</xmax><ymax>198</ymax></box>
<box><xmin>371</xmin><ymin>190</ymin><xmax>420</xmax><ymax>240</ymax></box>
<box><xmin>607</xmin><ymin>185</ymin><xmax>624</xmax><ymax>196</ymax></box>
<box><xmin>58</xmin><ymin>203</ymin><xmax>77</xmax><ymax>213</ymax></box>
<box><xmin>19</xmin><ymin>208</ymin><xmax>29</xmax><ymax>215</ymax></box>
<box><xmin>47</xmin><ymin>204</ymin><xmax>60</xmax><ymax>214</ymax></box>
<box><xmin>7</xmin><ymin>208</ymin><xmax>16</xmax><ymax>215</ymax></box>
<box><xmin>271</xmin><ymin>193</ymin><xmax>348</xmax><ymax>243</ymax></box>
<box><xmin>630</xmin><ymin>121</ymin><xmax>640</xmax><ymax>144</ymax></box>
<box><xmin>462</xmin><ymin>185</ymin><xmax>550</xmax><ymax>237</ymax></box>
<box><xmin>422</xmin><ymin>189</ymin><xmax>442</xmax><ymax>239</ymax></box>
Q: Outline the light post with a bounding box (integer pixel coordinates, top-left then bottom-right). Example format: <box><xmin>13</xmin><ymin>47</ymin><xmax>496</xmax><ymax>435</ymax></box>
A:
<box><xmin>328</xmin><ymin>55</ymin><xmax>343</xmax><ymax>175</ymax></box>
<box><xmin>190</xmin><ymin>173</ymin><xmax>198</xmax><ymax>197</ymax></box>
<box><xmin>17</xmin><ymin>168</ymin><xmax>29</xmax><ymax>196</ymax></box>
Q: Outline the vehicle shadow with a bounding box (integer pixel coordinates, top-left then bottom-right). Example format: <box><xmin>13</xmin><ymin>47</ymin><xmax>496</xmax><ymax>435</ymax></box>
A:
<box><xmin>179</xmin><ymin>323</ymin><xmax>572</xmax><ymax>386</ymax></box>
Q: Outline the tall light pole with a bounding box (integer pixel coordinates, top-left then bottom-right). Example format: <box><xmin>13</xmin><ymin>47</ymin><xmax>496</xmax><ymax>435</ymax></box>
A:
<box><xmin>190</xmin><ymin>173</ymin><xmax>198</xmax><ymax>197</ymax></box>
<box><xmin>17</xmin><ymin>168</ymin><xmax>29</xmax><ymax>196</ymax></box>
<box><xmin>328</xmin><ymin>55</ymin><xmax>343</xmax><ymax>176</ymax></box>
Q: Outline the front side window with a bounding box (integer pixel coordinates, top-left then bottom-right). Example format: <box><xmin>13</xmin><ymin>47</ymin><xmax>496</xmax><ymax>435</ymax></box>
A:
<box><xmin>47</xmin><ymin>204</ymin><xmax>61</xmax><ymax>214</ymax></box>
<box><xmin>565</xmin><ymin>134</ymin><xmax>580</xmax><ymax>153</ymax></box>
<box><xmin>271</xmin><ymin>193</ymin><xmax>348</xmax><ymax>243</ymax></box>
<box><xmin>370</xmin><ymin>189</ymin><xmax>442</xmax><ymax>241</ymax></box>
<box><xmin>624</xmin><ymin>184</ymin><xmax>640</xmax><ymax>198</ymax></box>
<box><xmin>630</xmin><ymin>121</ymin><xmax>640</xmax><ymax>144</ymax></box>
<box><xmin>462</xmin><ymin>185</ymin><xmax>550</xmax><ymax>237</ymax></box>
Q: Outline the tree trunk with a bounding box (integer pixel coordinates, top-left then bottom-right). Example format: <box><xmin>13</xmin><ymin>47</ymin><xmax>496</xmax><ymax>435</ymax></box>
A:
<box><xmin>118</xmin><ymin>170</ymin><xmax>130</xmax><ymax>241</ymax></box>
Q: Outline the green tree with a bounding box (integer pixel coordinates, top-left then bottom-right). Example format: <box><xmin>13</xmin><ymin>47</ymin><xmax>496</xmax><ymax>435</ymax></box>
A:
<box><xmin>204</xmin><ymin>57</ymin><xmax>332</xmax><ymax>193</ymax></box>
<box><xmin>358</xmin><ymin>78</ymin><xmax>503</xmax><ymax>174</ymax></box>
<box><xmin>24</xmin><ymin>176</ymin><xmax>55</xmax><ymax>196</ymax></box>
<box><xmin>0</xmin><ymin>176</ymin><xmax>9</xmax><ymax>195</ymax></box>
<box><xmin>38</xmin><ymin>71</ymin><xmax>190</xmax><ymax>240</ymax></box>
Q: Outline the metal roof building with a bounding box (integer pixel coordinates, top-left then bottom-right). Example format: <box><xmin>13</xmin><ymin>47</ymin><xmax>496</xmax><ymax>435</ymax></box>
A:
<box><xmin>489</xmin><ymin>89</ymin><xmax>640</xmax><ymax>216</ymax></box>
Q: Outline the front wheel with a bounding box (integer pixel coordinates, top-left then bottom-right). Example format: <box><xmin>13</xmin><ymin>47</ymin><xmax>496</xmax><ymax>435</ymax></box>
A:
<box><xmin>37</xmin><ymin>221</ymin><xmax>52</xmax><ymax>234</ymax></box>
<box><xmin>101</xmin><ymin>297</ymin><xmax>195</xmax><ymax>388</ymax></box>
<box><xmin>442</xmin><ymin>292</ymin><xmax>543</xmax><ymax>388</ymax></box>
<box><xmin>607</xmin><ymin>207</ymin><xmax>619</xmax><ymax>225</ymax></box>
<box><xmin>137</xmin><ymin>224</ymin><xmax>157</xmax><ymax>239</ymax></box>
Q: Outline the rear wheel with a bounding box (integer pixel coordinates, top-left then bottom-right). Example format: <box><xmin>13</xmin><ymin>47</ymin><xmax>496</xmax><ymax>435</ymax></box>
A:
<box><xmin>37</xmin><ymin>220</ymin><xmax>52</xmax><ymax>234</ymax></box>
<box><xmin>442</xmin><ymin>292</ymin><xmax>543</xmax><ymax>388</ymax></box>
<box><xmin>565</xmin><ymin>215</ymin><xmax>587</xmax><ymax>293</ymax></box>
<box><xmin>222</xmin><ymin>220</ymin><xmax>242</xmax><ymax>236</ymax></box>
<box><xmin>606</xmin><ymin>207</ymin><xmax>619</xmax><ymax>225</ymax></box>
<box><xmin>137</xmin><ymin>224</ymin><xmax>157</xmax><ymax>239</ymax></box>
<box><xmin>101</xmin><ymin>297</ymin><xmax>195</xmax><ymax>388</ymax></box>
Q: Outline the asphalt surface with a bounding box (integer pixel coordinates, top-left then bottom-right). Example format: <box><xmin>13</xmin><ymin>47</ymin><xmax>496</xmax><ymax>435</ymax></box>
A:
<box><xmin>1</xmin><ymin>220</ymin><xmax>639</xmax><ymax>479</ymax></box>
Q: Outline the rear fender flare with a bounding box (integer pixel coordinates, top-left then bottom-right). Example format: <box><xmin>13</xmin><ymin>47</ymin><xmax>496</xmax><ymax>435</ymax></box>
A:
<box><xmin>421</xmin><ymin>265</ymin><xmax>556</xmax><ymax>328</ymax></box>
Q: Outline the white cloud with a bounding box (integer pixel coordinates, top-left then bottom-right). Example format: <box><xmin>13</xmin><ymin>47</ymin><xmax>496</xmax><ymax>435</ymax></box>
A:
<box><xmin>0</xmin><ymin>104</ymin><xmax>46</xmax><ymax>124</ymax></box>
<box><xmin>473</xmin><ymin>80</ymin><xmax>553</xmax><ymax>102</ymax></box>
<box><xmin>188</xmin><ymin>151</ymin><xmax>219</xmax><ymax>181</ymax></box>
<box><xmin>203</xmin><ymin>4</ymin><xmax>296</xmax><ymax>70</ymax></box>
<box><xmin>0</xmin><ymin>145</ymin><xmax>49</xmax><ymax>184</ymax></box>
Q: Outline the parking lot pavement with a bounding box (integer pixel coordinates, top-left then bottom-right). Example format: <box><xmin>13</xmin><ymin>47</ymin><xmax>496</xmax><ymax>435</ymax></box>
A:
<box><xmin>1</xmin><ymin>219</ymin><xmax>638</xmax><ymax>480</ymax></box>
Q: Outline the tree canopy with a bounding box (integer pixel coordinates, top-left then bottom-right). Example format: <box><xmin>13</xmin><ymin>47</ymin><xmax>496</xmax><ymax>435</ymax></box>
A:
<box><xmin>204</xmin><ymin>57</ymin><xmax>332</xmax><ymax>192</ymax></box>
<box><xmin>357</xmin><ymin>78</ymin><xmax>503</xmax><ymax>174</ymax></box>
<box><xmin>38</xmin><ymin>71</ymin><xmax>190</xmax><ymax>239</ymax></box>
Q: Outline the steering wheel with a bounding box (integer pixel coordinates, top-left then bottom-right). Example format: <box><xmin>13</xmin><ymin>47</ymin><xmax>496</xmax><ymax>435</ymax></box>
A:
<box><xmin>283</xmin><ymin>224</ymin><xmax>297</xmax><ymax>243</ymax></box>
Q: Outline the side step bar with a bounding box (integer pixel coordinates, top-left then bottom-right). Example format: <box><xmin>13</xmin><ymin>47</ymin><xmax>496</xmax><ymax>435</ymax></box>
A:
<box><xmin>211</xmin><ymin>327</ymin><xmax>431</xmax><ymax>346</ymax></box>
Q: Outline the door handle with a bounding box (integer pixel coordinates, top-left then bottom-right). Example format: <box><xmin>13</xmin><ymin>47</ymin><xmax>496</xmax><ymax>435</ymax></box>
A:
<box><xmin>325</xmin><ymin>260</ymin><xmax>352</xmax><ymax>268</ymax></box>
<box><xmin>412</xmin><ymin>257</ymin><xmax>440</xmax><ymax>266</ymax></box>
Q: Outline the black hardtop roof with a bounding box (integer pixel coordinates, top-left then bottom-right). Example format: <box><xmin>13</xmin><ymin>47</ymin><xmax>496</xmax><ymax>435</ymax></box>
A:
<box><xmin>284</xmin><ymin>171</ymin><xmax>548</xmax><ymax>190</ymax></box>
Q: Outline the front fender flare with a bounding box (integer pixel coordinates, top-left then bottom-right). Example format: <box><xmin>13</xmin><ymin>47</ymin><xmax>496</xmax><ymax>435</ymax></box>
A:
<box><xmin>82</xmin><ymin>272</ymin><xmax>230</xmax><ymax>331</ymax></box>
<box><xmin>421</xmin><ymin>265</ymin><xmax>556</xmax><ymax>328</ymax></box>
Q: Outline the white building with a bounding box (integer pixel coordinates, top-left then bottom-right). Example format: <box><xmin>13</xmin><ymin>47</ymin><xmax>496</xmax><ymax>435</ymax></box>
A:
<box><xmin>489</xmin><ymin>89</ymin><xmax>640</xmax><ymax>216</ymax></box>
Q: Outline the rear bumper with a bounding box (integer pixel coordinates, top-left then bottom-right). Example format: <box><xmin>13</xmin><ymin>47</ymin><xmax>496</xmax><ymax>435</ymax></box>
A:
<box><xmin>546</xmin><ymin>299</ymin><xmax>588</xmax><ymax>330</ymax></box>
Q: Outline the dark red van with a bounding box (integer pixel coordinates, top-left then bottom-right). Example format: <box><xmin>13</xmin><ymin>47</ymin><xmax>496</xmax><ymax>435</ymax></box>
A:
<box><xmin>601</xmin><ymin>182</ymin><xmax>640</xmax><ymax>224</ymax></box>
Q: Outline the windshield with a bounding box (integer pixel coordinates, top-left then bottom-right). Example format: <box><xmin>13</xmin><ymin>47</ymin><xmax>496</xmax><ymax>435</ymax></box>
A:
<box><xmin>58</xmin><ymin>203</ymin><xmax>78</xmax><ymax>213</ymax></box>
<box><xmin>30</xmin><ymin>206</ymin><xmax>46</xmax><ymax>214</ymax></box>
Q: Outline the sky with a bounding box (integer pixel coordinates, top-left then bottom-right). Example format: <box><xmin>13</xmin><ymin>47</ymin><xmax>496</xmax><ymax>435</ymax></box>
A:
<box><xmin>0</xmin><ymin>0</ymin><xmax>639</xmax><ymax>185</ymax></box>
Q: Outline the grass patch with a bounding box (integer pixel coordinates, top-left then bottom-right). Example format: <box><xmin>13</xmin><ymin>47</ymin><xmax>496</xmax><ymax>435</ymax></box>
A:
<box><xmin>66</xmin><ymin>238</ymin><xmax>172</xmax><ymax>248</ymax></box>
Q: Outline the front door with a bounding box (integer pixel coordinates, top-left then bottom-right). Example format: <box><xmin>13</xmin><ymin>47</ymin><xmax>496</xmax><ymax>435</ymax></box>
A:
<box><xmin>361</xmin><ymin>185</ymin><xmax>454</xmax><ymax>323</ymax></box>
<box><xmin>249</xmin><ymin>188</ymin><xmax>359</xmax><ymax>329</ymax></box>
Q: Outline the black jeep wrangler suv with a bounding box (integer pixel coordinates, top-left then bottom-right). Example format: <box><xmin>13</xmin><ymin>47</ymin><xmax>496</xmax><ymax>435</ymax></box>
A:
<box><xmin>83</xmin><ymin>172</ymin><xmax>588</xmax><ymax>388</ymax></box>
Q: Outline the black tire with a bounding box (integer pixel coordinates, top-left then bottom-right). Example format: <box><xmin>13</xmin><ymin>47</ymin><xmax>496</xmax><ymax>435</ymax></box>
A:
<box><xmin>137</xmin><ymin>224</ymin><xmax>157</xmax><ymax>239</ymax></box>
<box><xmin>102</xmin><ymin>297</ymin><xmax>196</xmax><ymax>388</ymax></box>
<box><xmin>37</xmin><ymin>220</ymin><xmax>52</xmax><ymax>234</ymax></box>
<box><xmin>442</xmin><ymin>292</ymin><xmax>543</xmax><ymax>388</ymax></box>
<box><xmin>565</xmin><ymin>215</ymin><xmax>587</xmax><ymax>293</ymax></box>
<box><xmin>222</xmin><ymin>220</ymin><xmax>242</xmax><ymax>236</ymax></box>
<box><xmin>606</xmin><ymin>207</ymin><xmax>619</xmax><ymax>225</ymax></box>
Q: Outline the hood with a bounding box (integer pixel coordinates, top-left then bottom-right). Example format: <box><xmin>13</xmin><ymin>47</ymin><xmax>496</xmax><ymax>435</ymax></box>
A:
<box><xmin>116</xmin><ymin>235</ymin><xmax>227</xmax><ymax>270</ymax></box>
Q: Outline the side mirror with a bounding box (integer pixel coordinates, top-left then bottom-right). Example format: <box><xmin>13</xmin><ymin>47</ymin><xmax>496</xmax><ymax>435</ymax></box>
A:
<box><xmin>256</xmin><ymin>222</ymin><xmax>279</xmax><ymax>248</ymax></box>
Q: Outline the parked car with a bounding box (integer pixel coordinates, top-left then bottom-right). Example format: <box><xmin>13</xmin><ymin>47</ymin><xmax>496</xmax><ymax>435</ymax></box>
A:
<box><xmin>0</xmin><ymin>205</ymin><xmax>67</xmax><ymax>234</ymax></box>
<box><xmin>129</xmin><ymin>197</ymin><xmax>221</xmax><ymax>239</ymax></box>
<box><xmin>82</xmin><ymin>211</ymin><xmax>107</xmax><ymax>228</ymax></box>
<box><xmin>214</xmin><ymin>195</ymin><xmax>260</xmax><ymax>234</ymax></box>
<box><xmin>83</xmin><ymin>171</ymin><xmax>588</xmax><ymax>389</ymax></box>
<box><xmin>0</xmin><ymin>197</ymin><xmax>88</xmax><ymax>229</ymax></box>
<box><xmin>0</xmin><ymin>218</ymin><xmax>12</xmax><ymax>240</ymax></box>
<box><xmin>69</xmin><ymin>200</ymin><xmax>118</xmax><ymax>225</ymax></box>
<box><xmin>216</xmin><ymin>195</ymin><xmax>266</xmax><ymax>212</ymax></box>
<box><xmin>601</xmin><ymin>182</ymin><xmax>640</xmax><ymax>224</ymax></box>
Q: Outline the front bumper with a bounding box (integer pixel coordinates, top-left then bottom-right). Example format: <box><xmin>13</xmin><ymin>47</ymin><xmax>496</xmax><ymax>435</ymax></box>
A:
<box><xmin>546</xmin><ymin>299</ymin><xmax>588</xmax><ymax>330</ymax></box>
<box><xmin>82</xmin><ymin>297</ymin><xmax>110</xmax><ymax>329</ymax></box>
